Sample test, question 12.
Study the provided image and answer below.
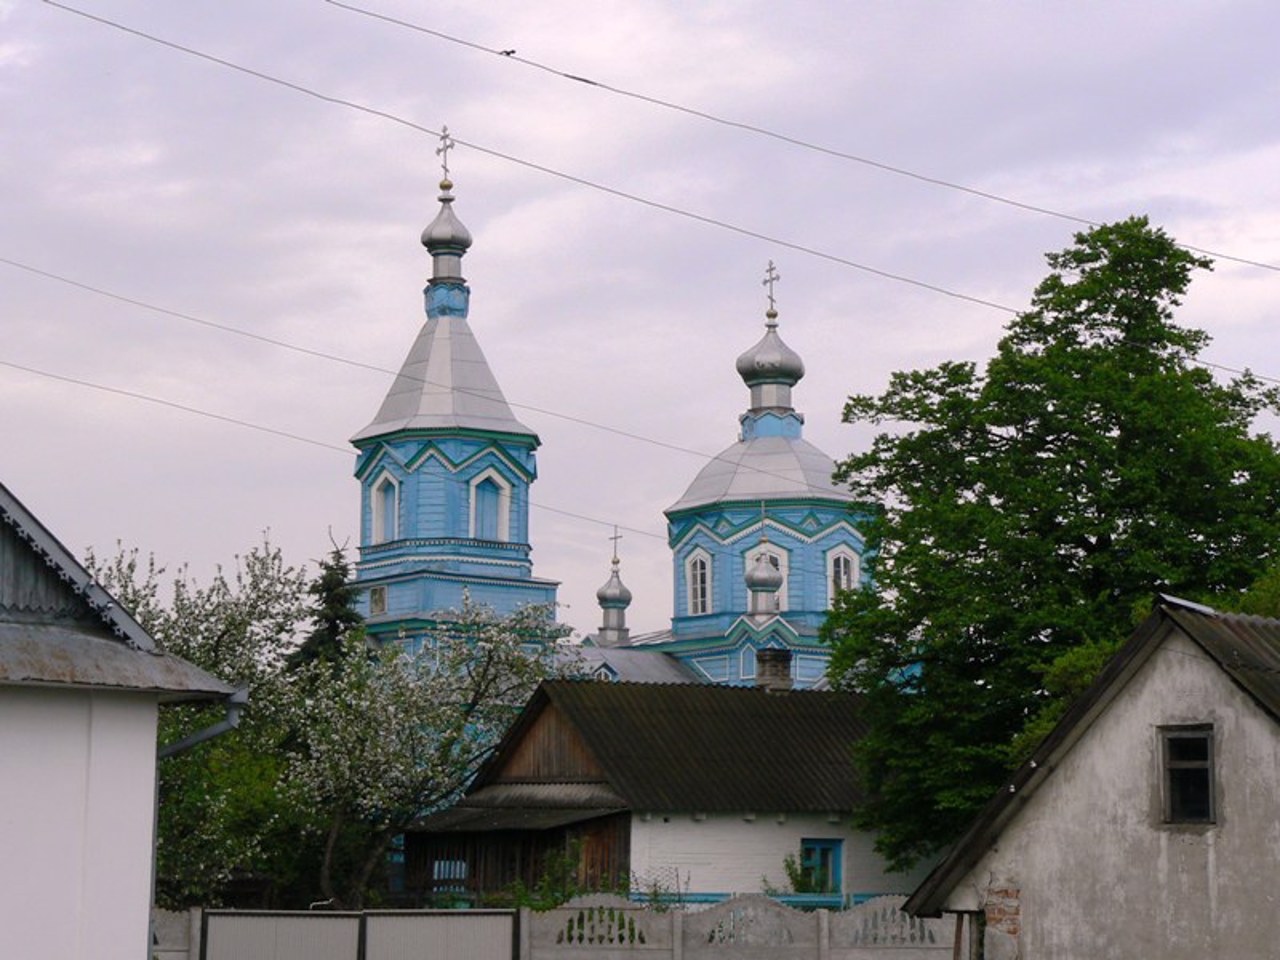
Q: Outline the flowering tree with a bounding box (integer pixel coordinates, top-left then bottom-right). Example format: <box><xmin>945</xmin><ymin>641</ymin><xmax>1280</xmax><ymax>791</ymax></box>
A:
<box><xmin>280</xmin><ymin>600</ymin><xmax>570</xmax><ymax>908</ymax></box>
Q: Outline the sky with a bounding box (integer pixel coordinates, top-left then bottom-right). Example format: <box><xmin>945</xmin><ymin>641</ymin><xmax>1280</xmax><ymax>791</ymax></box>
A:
<box><xmin>4</xmin><ymin>0</ymin><xmax>1280</xmax><ymax>637</ymax></box>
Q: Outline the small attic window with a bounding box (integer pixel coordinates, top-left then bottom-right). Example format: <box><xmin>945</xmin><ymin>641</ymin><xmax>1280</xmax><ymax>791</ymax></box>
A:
<box><xmin>1161</xmin><ymin>725</ymin><xmax>1214</xmax><ymax>823</ymax></box>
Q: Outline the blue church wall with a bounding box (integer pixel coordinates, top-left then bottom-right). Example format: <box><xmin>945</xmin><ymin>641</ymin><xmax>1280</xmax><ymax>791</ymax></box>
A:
<box><xmin>667</xmin><ymin>501</ymin><xmax>867</xmax><ymax>642</ymax></box>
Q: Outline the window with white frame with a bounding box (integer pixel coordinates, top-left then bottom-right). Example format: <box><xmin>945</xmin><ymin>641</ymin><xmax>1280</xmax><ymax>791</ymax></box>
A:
<box><xmin>743</xmin><ymin>546</ymin><xmax>788</xmax><ymax>612</ymax></box>
<box><xmin>827</xmin><ymin>547</ymin><xmax>860</xmax><ymax>607</ymax></box>
<box><xmin>687</xmin><ymin>550</ymin><xmax>712</xmax><ymax>616</ymax></box>
<box><xmin>372</xmin><ymin>474</ymin><xmax>399</xmax><ymax>544</ymax></box>
<box><xmin>468</xmin><ymin>468</ymin><xmax>512</xmax><ymax>542</ymax></box>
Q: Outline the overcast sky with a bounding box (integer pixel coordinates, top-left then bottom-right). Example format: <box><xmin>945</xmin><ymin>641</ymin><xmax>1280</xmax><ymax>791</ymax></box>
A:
<box><xmin>4</xmin><ymin>0</ymin><xmax>1280</xmax><ymax>636</ymax></box>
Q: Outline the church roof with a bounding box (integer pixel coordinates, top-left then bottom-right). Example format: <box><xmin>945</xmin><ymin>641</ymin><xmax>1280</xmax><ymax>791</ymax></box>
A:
<box><xmin>667</xmin><ymin>434</ymin><xmax>853</xmax><ymax>514</ymax></box>
<box><xmin>0</xmin><ymin>481</ymin><xmax>235</xmax><ymax>701</ymax></box>
<box><xmin>351</xmin><ymin>311</ymin><xmax>536</xmax><ymax>441</ymax></box>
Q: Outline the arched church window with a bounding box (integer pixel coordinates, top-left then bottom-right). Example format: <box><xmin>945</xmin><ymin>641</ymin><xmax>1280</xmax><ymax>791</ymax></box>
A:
<box><xmin>373</xmin><ymin>475</ymin><xmax>398</xmax><ymax>544</ymax></box>
<box><xmin>827</xmin><ymin>547</ymin><xmax>860</xmax><ymax>607</ymax></box>
<box><xmin>475</xmin><ymin>478</ymin><xmax>500</xmax><ymax>540</ymax></box>
<box><xmin>469</xmin><ymin>469</ymin><xmax>512</xmax><ymax>542</ymax></box>
<box><xmin>687</xmin><ymin>552</ymin><xmax>711</xmax><ymax>616</ymax></box>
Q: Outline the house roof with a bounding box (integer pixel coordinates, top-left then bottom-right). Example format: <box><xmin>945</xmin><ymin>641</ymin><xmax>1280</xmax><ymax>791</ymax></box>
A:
<box><xmin>905</xmin><ymin>595</ymin><xmax>1280</xmax><ymax>917</ymax></box>
<box><xmin>0</xmin><ymin>481</ymin><xmax>234</xmax><ymax>701</ymax></box>
<box><xmin>573</xmin><ymin>646</ymin><xmax>704</xmax><ymax>685</ymax></box>
<box><xmin>471</xmin><ymin>679</ymin><xmax>867</xmax><ymax>814</ymax></box>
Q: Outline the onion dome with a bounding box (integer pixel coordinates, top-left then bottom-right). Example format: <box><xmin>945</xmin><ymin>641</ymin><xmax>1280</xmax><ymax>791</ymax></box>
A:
<box><xmin>735</xmin><ymin>309</ymin><xmax>805</xmax><ymax>389</ymax></box>
<box><xmin>745</xmin><ymin>548</ymin><xmax>783</xmax><ymax>593</ymax></box>
<box><xmin>421</xmin><ymin>178</ymin><xmax>473</xmax><ymax>253</ymax></box>
<box><xmin>596</xmin><ymin>557</ymin><xmax>633</xmax><ymax>609</ymax></box>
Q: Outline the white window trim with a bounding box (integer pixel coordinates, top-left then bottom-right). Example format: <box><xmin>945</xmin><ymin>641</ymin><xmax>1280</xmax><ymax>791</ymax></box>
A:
<box><xmin>468</xmin><ymin>467</ymin><xmax>513</xmax><ymax>542</ymax></box>
<box><xmin>826</xmin><ymin>545</ymin><xmax>860</xmax><ymax>607</ymax></box>
<box><xmin>371</xmin><ymin>472</ymin><xmax>400</xmax><ymax>544</ymax></box>
<box><xmin>686</xmin><ymin>548</ymin><xmax>713</xmax><ymax>616</ymax></box>
<box><xmin>742</xmin><ymin>545</ymin><xmax>789</xmax><ymax>612</ymax></box>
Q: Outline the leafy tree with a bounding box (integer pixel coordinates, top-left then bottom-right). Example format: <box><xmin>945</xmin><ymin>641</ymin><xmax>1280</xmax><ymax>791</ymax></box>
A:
<box><xmin>86</xmin><ymin>541</ymin><xmax>313</xmax><ymax>906</ymax></box>
<box><xmin>823</xmin><ymin>217</ymin><xmax>1280</xmax><ymax>870</ymax></box>
<box><xmin>279</xmin><ymin>599</ymin><xmax>569</xmax><ymax>908</ymax></box>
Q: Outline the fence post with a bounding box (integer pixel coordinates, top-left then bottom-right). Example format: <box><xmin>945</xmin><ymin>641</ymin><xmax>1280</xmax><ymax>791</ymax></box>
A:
<box><xmin>519</xmin><ymin>907</ymin><xmax>532</xmax><ymax>960</ymax></box>
<box><xmin>672</xmin><ymin>909</ymin><xmax>683</xmax><ymax>960</ymax></box>
<box><xmin>817</xmin><ymin>908</ymin><xmax>829</xmax><ymax>960</ymax></box>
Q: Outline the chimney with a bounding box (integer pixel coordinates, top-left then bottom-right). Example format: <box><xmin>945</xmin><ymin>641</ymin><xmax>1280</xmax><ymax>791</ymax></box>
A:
<box><xmin>755</xmin><ymin>648</ymin><xmax>793</xmax><ymax>693</ymax></box>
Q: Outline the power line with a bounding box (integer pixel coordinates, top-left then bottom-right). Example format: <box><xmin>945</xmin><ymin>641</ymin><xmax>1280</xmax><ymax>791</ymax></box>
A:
<box><xmin>41</xmin><ymin>0</ymin><xmax>1020</xmax><ymax>316</ymax></box>
<box><xmin>0</xmin><ymin>358</ymin><xmax>668</xmax><ymax>541</ymax></box>
<box><xmin>322</xmin><ymin>0</ymin><xmax>1280</xmax><ymax>275</ymax></box>
<box><xmin>0</xmin><ymin>254</ymin><xmax>862</xmax><ymax>498</ymax></box>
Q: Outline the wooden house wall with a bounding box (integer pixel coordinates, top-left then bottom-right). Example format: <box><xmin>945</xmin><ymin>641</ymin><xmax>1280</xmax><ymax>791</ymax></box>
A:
<box><xmin>0</xmin><ymin>519</ymin><xmax>95</xmax><ymax>621</ymax></box>
<box><xmin>494</xmin><ymin>702</ymin><xmax>606</xmax><ymax>782</ymax></box>
<box><xmin>405</xmin><ymin>813</ymin><xmax>630</xmax><ymax>904</ymax></box>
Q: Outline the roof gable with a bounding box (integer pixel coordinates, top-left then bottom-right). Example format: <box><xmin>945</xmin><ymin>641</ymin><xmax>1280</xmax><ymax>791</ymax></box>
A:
<box><xmin>906</xmin><ymin>596</ymin><xmax>1280</xmax><ymax>917</ymax></box>
<box><xmin>0</xmin><ymin>482</ymin><xmax>233</xmax><ymax>700</ymax></box>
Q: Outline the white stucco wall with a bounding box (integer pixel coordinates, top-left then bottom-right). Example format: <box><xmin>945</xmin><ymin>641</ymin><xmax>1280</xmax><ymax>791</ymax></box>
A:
<box><xmin>948</xmin><ymin>629</ymin><xmax>1280</xmax><ymax>958</ymax></box>
<box><xmin>628</xmin><ymin>811</ymin><xmax>928</xmax><ymax>900</ymax></box>
<box><xmin>0</xmin><ymin>686</ymin><xmax>160</xmax><ymax>960</ymax></box>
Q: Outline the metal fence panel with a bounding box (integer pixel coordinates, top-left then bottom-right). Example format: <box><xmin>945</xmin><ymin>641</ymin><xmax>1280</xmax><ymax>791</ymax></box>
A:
<box><xmin>365</xmin><ymin>910</ymin><xmax>515</xmax><ymax>960</ymax></box>
<box><xmin>203</xmin><ymin>912</ymin><xmax>361</xmax><ymax>960</ymax></box>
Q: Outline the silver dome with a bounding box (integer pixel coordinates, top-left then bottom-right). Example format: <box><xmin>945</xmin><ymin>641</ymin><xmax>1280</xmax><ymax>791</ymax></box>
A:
<box><xmin>420</xmin><ymin>179</ymin><xmax>473</xmax><ymax>252</ymax></box>
<box><xmin>744</xmin><ymin>549</ymin><xmax>784</xmax><ymax>591</ymax></box>
<box><xmin>596</xmin><ymin>558</ymin><xmax>633</xmax><ymax>608</ymax></box>
<box><xmin>735</xmin><ymin>311</ymin><xmax>804</xmax><ymax>387</ymax></box>
<box><xmin>667</xmin><ymin>435</ymin><xmax>852</xmax><ymax>514</ymax></box>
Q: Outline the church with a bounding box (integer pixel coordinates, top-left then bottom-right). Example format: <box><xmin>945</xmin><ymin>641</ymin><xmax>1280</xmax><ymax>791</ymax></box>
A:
<box><xmin>351</xmin><ymin>160</ymin><xmax>867</xmax><ymax>688</ymax></box>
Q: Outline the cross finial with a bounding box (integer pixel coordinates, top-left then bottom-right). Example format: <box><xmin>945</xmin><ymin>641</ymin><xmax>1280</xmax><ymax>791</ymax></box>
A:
<box><xmin>609</xmin><ymin>525</ymin><xmax>623</xmax><ymax>563</ymax></box>
<box><xmin>437</xmin><ymin>125</ymin><xmax>456</xmax><ymax>181</ymax></box>
<box><xmin>762</xmin><ymin>261</ymin><xmax>781</xmax><ymax>313</ymax></box>
<box><xmin>759</xmin><ymin>501</ymin><xmax>769</xmax><ymax>543</ymax></box>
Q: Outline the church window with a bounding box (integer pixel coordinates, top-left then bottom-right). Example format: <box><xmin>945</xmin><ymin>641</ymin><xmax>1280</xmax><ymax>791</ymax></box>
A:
<box><xmin>369</xmin><ymin>585</ymin><xmax>387</xmax><ymax>616</ymax></box>
<box><xmin>469</xmin><ymin>469</ymin><xmax>513</xmax><ymax>542</ymax></box>
<box><xmin>372</xmin><ymin>475</ymin><xmax>398</xmax><ymax>544</ymax></box>
<box><xmin>1162</xmin><ymin>725</ymin><xmax>1214</xmax><ymax>823</ymax></box>
<box><xmin>827</xmin><ymin>547</ymin><xmax>860</xmax><ymax>607</ymax></box>
<box><xmin>687</xmin><ymin>551</ymin><xmax>712</xmax><ymax>616</ymax></box>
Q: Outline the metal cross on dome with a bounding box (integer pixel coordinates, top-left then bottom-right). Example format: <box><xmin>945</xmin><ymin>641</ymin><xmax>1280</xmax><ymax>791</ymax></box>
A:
<box><xmin>437</xmin><ymin>126</ymin><xmax>455</xmax><ymax>179</ymax></box>
<box><xmin>609</xmin><ymin>525</ymin><xmax>623</xmax><ymax>562</ymax></box>
<box><xmin>763</xmin><ymin>261</ymin><xmax>781</xmax><ymax>312</ymax></box>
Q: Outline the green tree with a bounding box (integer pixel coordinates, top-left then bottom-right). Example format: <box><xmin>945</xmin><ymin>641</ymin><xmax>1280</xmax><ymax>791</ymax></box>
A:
<box><xmin>823</xmin><ymin>217</ymin><xmax>1280</xmax><ymax>870</ymax></box>
<box><xmin>287</xmin><ymin>545</ymin><xmax>363</xmax><ymax>672</ymax></box>
<box><xmin>87</xmin><ymin>540</ymin><xmax>313</xmax><ymax>906</ymax></box>
<box><xmin>280</xmin><ymin>599</ymin><xmax>570</xmax><ymax>908</ymax></box>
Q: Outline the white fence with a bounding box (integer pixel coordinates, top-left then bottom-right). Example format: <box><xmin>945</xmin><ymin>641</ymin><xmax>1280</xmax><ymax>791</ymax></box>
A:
<box><xmin>160</xmin><ymin>895</ymin><xmax>953</xmax><ymax>960</ymax></box>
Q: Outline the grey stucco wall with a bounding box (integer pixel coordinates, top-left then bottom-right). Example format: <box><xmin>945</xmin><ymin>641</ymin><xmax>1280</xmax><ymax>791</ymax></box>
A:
<box><xmin>948</xmin><ymin>628</ymin><xmax>1280</xmax><ymax>957</ymax></box>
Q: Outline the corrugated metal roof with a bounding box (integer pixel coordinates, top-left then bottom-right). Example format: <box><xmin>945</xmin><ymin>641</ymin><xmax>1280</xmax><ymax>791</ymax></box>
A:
<box><xmin>666</xmin><ymin>435</ymin><xmax>852</xmax><ymax>515</ymax></box>
<box><xmin>463</xmin><ymin>782</ymin><xmax>626</xmax><ymax>809</ymax></box>
<box><xmin>475</xmin><ymin>680</ymin><xmax>867</xmax><ymax>813</ymax></box>
<box><xmin>906</xmin><ymin>596</ymin><xmax>1280</xmax><ymax>918</ymax></box>
<box><xmin>0</xmin><ymin>481</ymin><xmax>234</xmax><ymax>701</ymax></box>
<box><xmin>575</xmin><ymin>647</ymin><xmax>703</xmax><ymax>684</ymax></box>
<box><xmin>351</xmin><ymin>313</ymin><xmax>536</xmax><ymax>442</ymax></box>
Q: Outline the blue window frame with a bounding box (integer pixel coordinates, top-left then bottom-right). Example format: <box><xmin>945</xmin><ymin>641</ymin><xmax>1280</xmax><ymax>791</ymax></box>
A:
<box><xmin>800</xmin><ymin>838</ymin><xmax>842</xmax><ymax>894</ymax></box>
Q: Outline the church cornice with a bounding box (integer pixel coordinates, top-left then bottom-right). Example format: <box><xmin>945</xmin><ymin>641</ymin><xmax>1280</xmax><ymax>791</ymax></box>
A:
<box><xmin>668</xmin><ymin>512</ymin><xmax>865</xmax><ymax>551</ymax></box>
<box><xmin>355</xmin><ymin>437</ymin><xmax>535</xmax><ymax>483</ymax></box>
<box><xmin>354</xmin><ymin>426</ymin><xmax>540</xmax><ymax>454</ymax></box>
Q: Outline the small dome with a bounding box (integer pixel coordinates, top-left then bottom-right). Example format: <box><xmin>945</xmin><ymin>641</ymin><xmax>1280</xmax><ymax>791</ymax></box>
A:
<box><xmin>744</xmin><ymin>549</ymin><xmax>783</xmax><ymax>592</ymax></box>
<box><xmin>421</xmin><ymin>179</ymin><xmax>473</xmax><ymax>252</ymax></box>
<box><xmin>596</xmin><ymin>558</ymin><xmax>632</xmax><ymax>609</ymax></box>
<box><xmin>735</xmin><ymin>311</ymin><xmax>804</xmax><ymax>387</ymax></box>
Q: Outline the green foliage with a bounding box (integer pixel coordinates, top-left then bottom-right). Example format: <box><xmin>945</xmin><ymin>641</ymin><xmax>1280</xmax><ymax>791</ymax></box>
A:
<box><xmin>90</xmin><ymin>540</ymin><xmax>571</xmax><ymax>909</ymax></box>
<box><xmin>823</xmin><ymin>217</ymin><xmax>1280</xmax><ymax>870</ymax></box>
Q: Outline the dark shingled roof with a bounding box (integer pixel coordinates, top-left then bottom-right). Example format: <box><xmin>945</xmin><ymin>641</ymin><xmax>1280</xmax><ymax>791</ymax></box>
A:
<box><xmin>906</xmin><ymin>596</ymin><xmax>1280</xmax><ymax>917</ymax></box>
<box><xmin>474</xmin><ymin>679</ymin><xmax>867</xmax><ymax>813</ymax></box>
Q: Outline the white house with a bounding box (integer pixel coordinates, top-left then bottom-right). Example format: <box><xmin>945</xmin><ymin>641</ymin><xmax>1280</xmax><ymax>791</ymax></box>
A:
<box><xmin>412</xmin><ymin>652</ymin><xmax>931</xmax><ymax>906</ymax></box>
<box><xmin>0</xmin><ymin>481</ymin><xmax>234</xmax><ymax>960</ymax></box>
<box><xmin>906</xmin><ymin>595</ymin><xmax>1280</xmax><ymax>958</ymax></box>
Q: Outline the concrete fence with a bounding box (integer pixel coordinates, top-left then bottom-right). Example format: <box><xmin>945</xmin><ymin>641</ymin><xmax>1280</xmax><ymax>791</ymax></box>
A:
<box><xmin>156</xmin><ymin>895</ymin><xmax>953</xmax><ymax>960</ymax></box>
